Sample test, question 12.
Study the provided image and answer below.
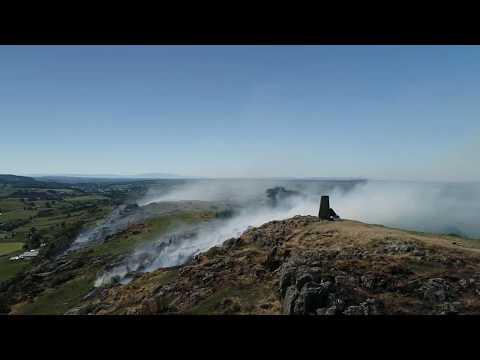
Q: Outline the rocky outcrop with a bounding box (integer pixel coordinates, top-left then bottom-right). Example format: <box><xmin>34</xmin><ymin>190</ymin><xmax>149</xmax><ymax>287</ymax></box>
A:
<box><xmin>74</xmin><ymin>216</ymin><xmax>480</xmax><ymax>315</ymax></box>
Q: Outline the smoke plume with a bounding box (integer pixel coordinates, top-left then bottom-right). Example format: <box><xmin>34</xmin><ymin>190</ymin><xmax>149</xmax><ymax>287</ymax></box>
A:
<box><xmin>95</xmin><ymin>179</ymin><xmax>480</xmax><ymax>286</ymax></box>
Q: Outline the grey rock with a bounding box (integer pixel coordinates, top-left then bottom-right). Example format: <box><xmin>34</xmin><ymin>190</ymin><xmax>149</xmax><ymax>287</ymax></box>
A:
<box><xmin>359</xmin><ymin>298</ymin><xmax>383</xmax><ymax>315</ymax></box>
<box><xmin>279</xmin><ymin>265</ymin><xmax>297</xmax><ymax>297</ymax></box>
<box><xmin>282</xmin><ymin>285</ymin><xmax>299</xmax><ymax>315</ymax></box>
<box><xmin>413</xmin><ymin>250</ymin><xmax>426</xmax><ymax>257</ymax></box>
<box><xmin>325</xmin><ymin>306</ymin><xmax>337</xmax><ymax>315</ymax></box>
<box><xmin>439</xmin><ymin>301</ymin><xmax>462</xmax><ymax>315</ymax></box>
<box><xmin>343</xmin><ymin>306</ymin><xmax>364</xmax><ymax>315</ymax></box>
<box><xmin>329</xmin><ymin>297</ymin><xmax>346</xmax><ymax>312</ymax></box>
<box><xmin>298</xmin><ymin>282</ymin><xmax>331</xmax><ymax>314</ymax></box>
<box><xmin>335</xmin><ymin>275</ymin><xmax>358</xmax><ymax>287</ymax></box>
<box><xmin>421</xmin><ymin>278</ymin><xmax>452</xmax><ymax>303</ymax></box>
<box><xmin>222</xmin><ymin>237</ymin><xmax>240</xmax><ymax>249</ymax></box>
<box><xmin>316</xmin><ymin>308</ymin><xmax>327</xmax><ymax>315</ymax></box>
<box><xmin>296</xmin><ymin>274</ymin><xmax>313</xmax><ymax>291</ymax></box>
<box><xmin>361</xmin><ymin>275</ymin><xmax>375</xmax><ymax>289</ymax></box>
<box><xmin>64</xmin><ymin>304</ymin><xmax>92</xmax><ymax>315</ymax></box>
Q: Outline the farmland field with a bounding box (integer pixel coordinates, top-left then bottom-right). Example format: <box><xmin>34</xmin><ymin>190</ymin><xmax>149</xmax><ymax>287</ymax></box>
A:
<box><xmin>0</xmin><ymin>242</ymin><xmax>24</xmax><ymax>256</ymax></box>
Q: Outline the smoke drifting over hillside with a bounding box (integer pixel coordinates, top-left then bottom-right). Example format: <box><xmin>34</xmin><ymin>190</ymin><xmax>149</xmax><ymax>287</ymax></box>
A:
<box><xmin>140</xmin><ymin>179</ymin><xmax>480</xmax><ymax>237</ymax></box>
<box><xmin>95</xmin><ymin>179</ymin><xmax>480</xmax><ymax>286</ymax></box>
<box><xmin>333</xmin><ymin>181</ymin><xmax>480</xmax><ymax>238</ymax></box>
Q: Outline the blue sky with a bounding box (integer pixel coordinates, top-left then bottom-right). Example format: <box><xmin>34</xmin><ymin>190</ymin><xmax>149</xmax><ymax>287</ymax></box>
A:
<box><xmin>1</xmin><ymin>45</ymin><xmax>479</xmax><ymax>180</ymax></box>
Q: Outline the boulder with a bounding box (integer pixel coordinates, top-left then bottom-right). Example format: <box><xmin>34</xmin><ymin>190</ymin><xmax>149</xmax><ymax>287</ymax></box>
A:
<box><xmin>282</xmin><ymin>285</ymin><xmax>299</xmax><ymax>315</ymax></box>
<box><xmin>343</xmin><ymin>306</ymin><xmax>364</xmax><ymax>315</ymax></box>
<box><xmin>295</xmin><ymin>282</ymin><xmax>331</xmax><ymax>314</ymax></box>
<box><xmin>296</xmin><ymin>273</ymin><xmax>313</xmax><ymax>291</ymax></box>
<box><xmin>279</xmin><ymin>265</ymin><xmax>297</xmax><ymax>297</ymax></box>
<box><xmin>420</xmin><ymin>278</ymin><xmax>452</xmax><ymax>303</ymax></box>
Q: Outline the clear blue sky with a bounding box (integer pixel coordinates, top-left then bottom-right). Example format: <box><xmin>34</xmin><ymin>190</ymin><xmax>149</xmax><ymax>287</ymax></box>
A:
<box><xmin>1</xmin><ymin>45</ymin><xmax>479</xmax><ymax>181</ymax></box>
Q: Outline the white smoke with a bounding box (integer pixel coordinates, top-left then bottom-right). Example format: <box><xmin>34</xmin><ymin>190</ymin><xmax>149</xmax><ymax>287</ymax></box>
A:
<box><xmin>332</xmin><ymin>180</ymin><xmax>480</xmax><ymax>238</ymax></box>
<box><xmin>95</xmin><ymin>179</ymin><xmax>480</xmax><ymax>287</ymax></box>
<box><xmin>137</xmin><ymin>179</ymin><xmax>284</xmax><ymax>206</ymax></box>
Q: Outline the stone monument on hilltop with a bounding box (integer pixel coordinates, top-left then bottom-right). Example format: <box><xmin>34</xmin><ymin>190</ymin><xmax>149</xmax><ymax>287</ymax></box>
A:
<box><xmin>318</xmin><ymin>195</ymin><xmax>339</xmax><ymax>221</ymax></box>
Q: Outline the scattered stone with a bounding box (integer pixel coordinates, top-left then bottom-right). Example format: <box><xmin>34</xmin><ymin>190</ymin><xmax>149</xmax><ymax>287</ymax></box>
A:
<box><xmin>439</xmin><ymin>301</ymin><xmax>462</xmax><ymax>315</ymax></box>
<box><xmin>316</xmin><ymin>308</ymin><xmax>327</xmax><ymax>315</ymax></box>
<box><xmin>420</xmin><ymin>278</ymin><xmax>452</xmax><ymax>303</ymax></box>
<box><xmin>343</xmin><ymin>306</ymin><xmax>364</xmax><ymax>315</ymax></box>
<box><xmin>324</xmin><ymin>306</ymin><xmax>337</xmax><ymax>315</ymax></box>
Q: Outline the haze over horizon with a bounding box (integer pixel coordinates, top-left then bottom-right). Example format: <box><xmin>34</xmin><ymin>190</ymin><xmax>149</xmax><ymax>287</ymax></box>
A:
<box><xmin>2</xmin><ymin>46</ymin><xmax>480</xmax><ymax>181</ymax></box>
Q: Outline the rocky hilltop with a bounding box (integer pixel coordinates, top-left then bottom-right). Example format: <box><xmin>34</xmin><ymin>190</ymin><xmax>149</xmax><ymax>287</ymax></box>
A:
<box><xmin>70</xmin><ymin>216</ymin><xmax>480</xmax><ymax>315</ymax></box>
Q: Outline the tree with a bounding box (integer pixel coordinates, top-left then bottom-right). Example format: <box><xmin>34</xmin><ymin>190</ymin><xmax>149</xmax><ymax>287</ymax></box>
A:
<box><xmin>25</xmin><ymin>227</ymin><xmax>42</xmax><ymax>249</ymax></box>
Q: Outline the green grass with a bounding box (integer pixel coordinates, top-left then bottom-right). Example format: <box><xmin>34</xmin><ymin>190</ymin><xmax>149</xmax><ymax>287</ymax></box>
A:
<box><xmin>2</xmin><ymin>207</ymin><xmax>216</xmax><ymax>314</ymax></box>
<box><xmin>0</xmin><ymin>209</ymin><xmax>37</xmax><ymax>222</ymax></box>
<box><xmin>65</xmin><ymin>195</ymin><xmax>108</xmax><ymax>203</ymax></box>
<box><xmin>14</xmin><ymin>276</ymin><xmax>94</xmax><ymax>315</ymax></box>
<box><xmin>30</xmin><ymin>210</ymin><xmax>214</xmax><ymax>315</ymax></box>
<box><xmin>89</xmin><ymin>211</ymin><xmax>214</xmax><ymax>257</ymax></box>
<box><xmin>0</xmin><ymin>199</ymin><xmax>26</xmax><ymax>211</ymax></box>
<box><xmin>0</xmin><ymin>242</ymin><xmax>24</xmax><ymax>256</ymax></box>
<box><xmin>8</xmin><ymin>230</ymin><xmax>27</xmax><ymax>243</ymax></box>
<box><xmin>0</xmin><ymin>256</ymin><xmax>31</xmax><ymax>283</ymax></box>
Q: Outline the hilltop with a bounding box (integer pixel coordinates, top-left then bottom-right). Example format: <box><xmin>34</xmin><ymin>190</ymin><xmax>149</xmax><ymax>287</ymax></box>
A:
<box><xmin>68</xmin><ymin>216</ymin><xmax>480</xmax><ymax>315</ymax></box>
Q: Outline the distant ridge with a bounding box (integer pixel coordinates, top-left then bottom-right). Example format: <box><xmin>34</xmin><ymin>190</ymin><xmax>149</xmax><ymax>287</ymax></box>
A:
<box><xmin>29</xmin><ymin>172</ymin><xmax>186</xmax><ymax>179</ymax></box>
<box><xmin>0</xmin><ymin>174</ymin><xmax>39</xmax><ymax>185</ymax></box>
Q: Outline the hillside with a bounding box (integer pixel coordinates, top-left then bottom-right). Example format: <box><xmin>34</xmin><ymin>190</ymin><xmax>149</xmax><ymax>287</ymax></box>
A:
<box><xmin>0</xmin><ymin>174</ymin><xmax>39</xmax><ymax>186</ymax></box>
<box><xmin>68</xmin><ymin>216</ymin><xmax>480</xmax><ymax>315</ymax></box>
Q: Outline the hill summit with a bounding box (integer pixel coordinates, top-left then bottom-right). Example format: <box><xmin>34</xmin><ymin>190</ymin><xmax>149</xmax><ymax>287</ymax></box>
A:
<box><xmin>70</xmin><ymin>216</ymin><xmax>480</xmax><ymax>315</ymax></box>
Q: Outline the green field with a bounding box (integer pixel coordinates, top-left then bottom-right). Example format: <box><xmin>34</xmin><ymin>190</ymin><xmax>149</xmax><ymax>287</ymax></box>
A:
<box><xmin>0</xmin><ymin>182</ymin><xmax>117</xmax><ymax>290</ymax></box>
<box><xmin>9</xmin><ymin>210</ymin><xmax>215</xmax><ymax>314</ymax></box>
<box><xmin>87</xmin><ymin>210</ymin><xmax>214</xmax><ymax>257</ymax></box>
<box><xmin>0</xmin><ymin>177</ymin><xmax>222</xmax><ymax>314</ymax></box>
<box><xmin>65</xmin><ymin>195</ymin><xmax>109</xmax><ymax>203</ymax></box>
<box><xmin>13</xmin><ymin>276</ymin><xmax>94</xmax><ymax>315</ymax></box>
<box><xmin>0</xmin><ymin>256</ymin><xmax>31</xmax><ymax>283</ymax></box>
<box><xmin>0</xmin><ymin>242</ymin><xmax>24</xmax><ymax>256</ymax></box>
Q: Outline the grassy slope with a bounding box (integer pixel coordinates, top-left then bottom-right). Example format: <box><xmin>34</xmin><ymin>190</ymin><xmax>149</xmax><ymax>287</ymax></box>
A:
<box><xmin>0</xmin><ymin>190</ymin><xmax>113</xmax><ymax>284</ymax></box>
<box><xmin>14</xmin><ymin>276</ymin><xmax>94</xmax><ymax>315</ymax></box>
<box><xmin>12</xmin><ymin>210</ymin><xmax>216</xmax><ymax>315</ymax></box>
<box><xmin>0</xmin><ymin>257</ymin><xmax>31</xmax><ymax>283</ymax></box>
<box><xmin>0</xmin><ymin>242</ymin><xmax>24</xmax><ymax>256</ymax></box>
<box><xmin>88</xmin><ymin>210</ymin><xmax>213</xmax><ymax>257</ymax></box>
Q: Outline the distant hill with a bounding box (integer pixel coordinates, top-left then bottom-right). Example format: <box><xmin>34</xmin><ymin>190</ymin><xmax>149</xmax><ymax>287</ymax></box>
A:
<box><xmin>29</xmin><ymin>173</ymin><xmax>190</xmax><ymax>184</ymax></box>
<box><xmin>31</xmin><ymin>173</ymin><xmax>187</xmax><ymax>179</ymax></box>
<box><xmin>0</xmin><ymin>174</ymin><xmax>70</xmax><ymax>189</ymax></box>
<box><xmin>0</xmin><ymin>174</ymin><xmax>39</xmax><ymax>186</ymax></box>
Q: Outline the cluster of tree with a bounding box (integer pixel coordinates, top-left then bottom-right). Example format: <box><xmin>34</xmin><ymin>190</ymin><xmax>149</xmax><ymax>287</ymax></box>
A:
<box><xmin>42</xmin><ymin>221</ymin><xmax>84</xmax><ymax>259</ymax></box>
<box><xmin>10</xmin><ymin>190</ymin><xmax>62</xmax><ymax>201</ymax></box>
<box><xmin>266</xmin><ymin>186</ymin><xmax>303</xmax><ymax>207</ymax></box>
<box><xmin>0</xmin><ymin>218</ymin><xmax>30</xmax><ymax>232</ymax></box>
<box><xmin>24</xmin><ymin>227</ymin><xmax>42</xmax><ymax>250</ymax></box>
